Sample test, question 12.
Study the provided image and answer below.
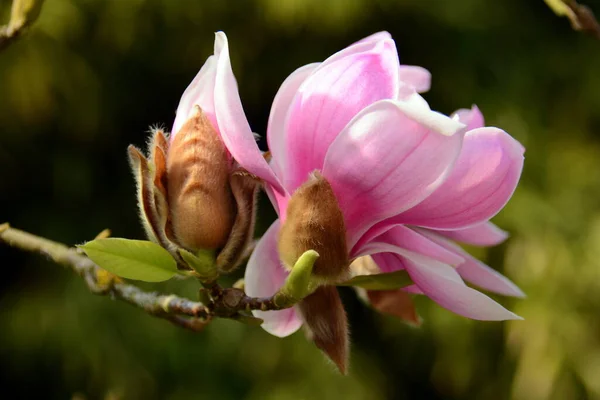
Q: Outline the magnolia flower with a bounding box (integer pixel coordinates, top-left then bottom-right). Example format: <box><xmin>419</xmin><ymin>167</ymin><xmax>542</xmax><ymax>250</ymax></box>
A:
<box><xmin>230</xmin><ymin>32</ymin><xmax>525</xmax><ymax>371</ymax></box>
<box><xmin>156</xmin><ymin>31</ymin><xmax>525</xmax><ymax>373</ymax></box>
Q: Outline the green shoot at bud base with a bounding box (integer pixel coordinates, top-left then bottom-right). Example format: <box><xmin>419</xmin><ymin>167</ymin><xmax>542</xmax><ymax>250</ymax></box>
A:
<box><xmin>274</xmin><ymin>249</ymin><xmax>320</xmax><ymax>308</ymax></box>
<box><xmin>178</xmin><ymin>248</ymin><xmax>218</xmax><ymax>282</ymax></box>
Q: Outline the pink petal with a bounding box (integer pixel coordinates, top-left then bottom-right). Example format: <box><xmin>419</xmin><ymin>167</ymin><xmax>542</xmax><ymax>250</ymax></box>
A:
<box><xmin>355</xmin><ymin>31</ymin><xmax>393</xmax><ymax>45</ymax></box>
<box><xmin>267</xmin><ymin>63</ymin><xmax>320</xmax><ymax>180</ymax></box>
<box><xmin>401</xmin><ymin>253</ymin><xmax>522</xmax><ymax>320</ymax></box>
<box><xmin>416</xmin><ymin>228</ymin><xmax>525</xmax><ymax>297</ymax></box>
<box><xmin>264</xmin><ymin>184</ymin><xmax>289</xmax><ymax>220</ymax></box>
<box><xmin>212</xmin><ymin>32</ymin><xmax>284</xmax><ymax>192</ymax></box>
<box><xmin>371</xmin><ymin>252</ymin><xmax>404</xmax><ymax>273</ymax></box>
<box><xmin>399</xmin><ymin>65</ymin><xmax>431</xmax><ymax>93</ymax></box>
<box><xmin>172</xmin><ymin>55</ymin><xmax>217</xmax><ymax>136</ymax></box>
<box><xmin>435</xmin><ymin>221</ymin><xmax>509</xmax><ymax>246</ymax></box>
<box><xmin>323</xmin><ymin>31</ymin><xmax>393</xmax><ymax>67</ymax></box>
<box><xmin>451</xmin><ymin>105</ymin><xmax>485</xmax><ymax>130</ymax></box>
<box><xmin>368</xmin><ymin>254</ymin><xmax>422</xmax><ymax>294</ymax></box>
<box><xmin>283</xmin><ymin>38</ymin><xmax>400</xmax><ymax>193</ymax></box>
<box><xmin>322</xmin><ymin>99</ymin><xmax>466</xmax><ymax>247</ymax></box>
<box><xmin>353</xmin><ymin>225</ymin><xmax>464</xmax><ymax>266</ymax></box>
<box><xmin>244</xmin><ymin>220</ymin><xmax>303</xmax><ymax>337</ymax></box>
<box><xmin>457</xmin><ymin>258</ymin><xmax>525</xmax><ymax>298</ymax></box>
<box><xmin>402</xmin><ymin>285</ymin><xmax>424</xmax><ymax>295</ymax></box>
<box><xmin>395</xmin><ymin>127</ymin><xmax>525</xmax><ymax>230</ymax></box>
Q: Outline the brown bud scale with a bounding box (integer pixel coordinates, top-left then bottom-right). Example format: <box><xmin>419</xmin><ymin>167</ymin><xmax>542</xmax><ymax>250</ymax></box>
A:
<box><xmin>216</xmin><ymin>170</ymin><xmax>260</xmax><ymax>273</ymax></box>
<box><xmin>127</xmin><ymin>145</ymin><xmax>160</xmax><ymax>243</ymax></box>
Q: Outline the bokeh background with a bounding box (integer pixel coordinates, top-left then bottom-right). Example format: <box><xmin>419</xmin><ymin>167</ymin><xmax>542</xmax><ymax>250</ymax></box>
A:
<box><xmin>1</xmin><ymin>0</ymin><xmax>600</xmax><ymax>399</ymax></box>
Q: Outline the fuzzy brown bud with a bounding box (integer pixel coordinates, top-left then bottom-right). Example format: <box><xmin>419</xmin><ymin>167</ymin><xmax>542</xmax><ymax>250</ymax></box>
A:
<box><xmin>300</xmin><ymin>286</ymin><xmax>349</xmax><ymax>374</ymax></box>
<box><xmin>167</xmin><ymin>107</ymin><xmax>234</xmax><ymax>251</ymax></box>
<box><xmin>278</xmin><ymin>172</ymin><xmax>349</xmax><ymax>281</ymax></box>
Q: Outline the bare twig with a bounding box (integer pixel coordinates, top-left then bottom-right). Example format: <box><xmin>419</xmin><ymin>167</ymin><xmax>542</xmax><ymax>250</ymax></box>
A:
<box><xmin>0</xmin><ymin>224</ymin><xmax>211</xmax><ymax>330</ymax></box>
<box><xmin>0</xmin><ymin>0</ymin><xmax>45</xmax><ymax>51</ymax></box>
<box><xmin>545</xmin><ymin>0</ymin><xmax>600</xmax><ymax>39</ymax></box>
<box><xmin>0</xmin><ymin>224</ymin><xmax>294</xmax><ymax>331</ymax></box>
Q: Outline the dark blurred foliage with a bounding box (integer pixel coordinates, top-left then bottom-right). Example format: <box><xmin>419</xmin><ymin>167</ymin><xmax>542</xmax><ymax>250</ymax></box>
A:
<box><xmin>1</xmin><ymin>0</ymin><xmax>600</xmax><ymax>399</ymax></box>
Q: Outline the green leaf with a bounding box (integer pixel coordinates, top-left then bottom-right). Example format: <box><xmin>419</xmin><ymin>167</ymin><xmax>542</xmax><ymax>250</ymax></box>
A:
<box><xmin>79</xmin><ymin>238</ymin><xmax>178</xmax><ymax>282</ymax></box>
<box><xmin>338</xmin><ymin>270</ymin><xmax>413</xmax><ymax>290</ymax></box>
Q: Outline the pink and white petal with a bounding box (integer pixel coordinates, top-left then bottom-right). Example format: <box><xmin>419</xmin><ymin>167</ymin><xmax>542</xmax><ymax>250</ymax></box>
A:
<box><xmin>172</xmin><ymin>55</ymin><xmax>217</xmax><ymax>136</ymax></box>
<box><xmin>355</xmin><ymin>31</ymin><xmax>393</xmax><ymax>45</ymax></box>
<box><xmin>353</xmin><ymin>225</ymin><xmax>464</xmax><ymax>266</ymax></box>
<box><xmin>397</xmin><ymin>127</ymin><xmax>524</xmax><ymax>230</ymax></box>
<box><xmin>267</xmin><ymin>63</ymin><xmax>320</xmax><ymax>180</ymax></box>
<box><xmin>264</xmin><ymin>184</ymin><xmax>290</xmax><ymax>220</ymax></box>
<box><xmin>321</xmin><ymin>31</ymin><xmax>393</xmax><ymax>68</ymax></box>
<box><xmin>322</xmin><ymin>99</ymin><xmax>466</xmax><ymax>247</ymax></box>
<box><xmin>244</xmin><ymin>220</ymin><xmax>303</xmax><ymax>337</ymax></box>
<box><xmin>457</xmin><ymin>258</ymin><xmax>525</xmax><ymax>298</ymax></box>
<box><xmin>401</xmin><ymin>253</ymin><xmax>522</xmax><ymax>320</ymax></box>
<box><xmin>434</xmin><ymin>221</ymin><xmax>509</xmax><ymax>246</ymax></box>
<box><xmin>283</xmin><ymin>39</ymin><xmax>400</xmax><ymax>193</ymax></box>
<box><xmin>368</xmin><ymin>254</ymin><xmax>423</xmax><ymax>294</ymax></box>
<box><xmin>451</xmin><ymin>105</ymin><xmax>485</xmax><ymax>131</ymax></box>
<box><xmin>399</xmin><ymin>65</ymin><xmax>431</xmax><ymax>93</ymax></box>
<box><xmin>212</xmin><ymin>32</ymin><xmax>284</xmax><ymax>192</ymax></box>
<box><xmin>402</xmin><ymin>285</ymin><xmax>424</xmax><ymax>295</ymax></box>
<box><xmin>415</xmin><ymin>228</ymin><xmax>525</xmax><ymax>297</ymax></box>
<box><xmin>372</xmin><ymin>252</ymin><xmax>405</xmax><ymax>273</ymax></box>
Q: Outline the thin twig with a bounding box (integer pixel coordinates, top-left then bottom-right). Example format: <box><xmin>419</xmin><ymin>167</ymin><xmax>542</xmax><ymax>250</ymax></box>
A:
<box><xmin>0</xmin><ymin>224</ymin><xmax>293</xmax><ymax>331</ymax></box>
<box><xmin>0</xmin><ymin>224</ymin><xmax>210</xmax><ymax>330</ymax></box>
<box><xmin>0</xmin><ymin>0</ymin><xmax>45</xmax><ymax>52</ymax></box>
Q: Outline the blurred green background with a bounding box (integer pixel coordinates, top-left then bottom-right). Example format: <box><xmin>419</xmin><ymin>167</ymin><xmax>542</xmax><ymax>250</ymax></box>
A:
<box><xmin>1</xmin><ymin>0</ymin><xmax>600</xmax><ymax>399</ymax></box>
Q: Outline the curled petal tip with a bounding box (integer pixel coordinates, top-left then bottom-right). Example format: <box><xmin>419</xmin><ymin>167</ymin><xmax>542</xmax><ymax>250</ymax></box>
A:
<box><xmin>509</xmin><ymin>313</ymin><xmax>524</xmax><ymax>321</ymax></box>
<box><xmin>393</xmin><ymin>98</ymin><xmax>467</xmax><ymax>137</ymax></box>
<box><xmin>399</xmin><ymin>65</ymin><xmax>431</xmax><ymax>93</ymax></box>
<box><xmin>214</xmin><ymin>31</ymin><xmax>227</xmax><ymax>49</ymax></box>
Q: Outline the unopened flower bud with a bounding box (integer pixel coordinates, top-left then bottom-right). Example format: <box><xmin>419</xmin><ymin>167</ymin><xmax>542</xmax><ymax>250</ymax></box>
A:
<box><xmin>278</xmin><ymin>172</ymin><xmax>349</xmax><ymax>282</ymax></box>
<box><xmin>167</xmin><ymin>106</ymin><xmax>235</xmax><ymax>251</ymax></box>
<box><xmin>300</xmin><ymin>286</ymin><xmax>349</xmax><ymax>374</ymax></box>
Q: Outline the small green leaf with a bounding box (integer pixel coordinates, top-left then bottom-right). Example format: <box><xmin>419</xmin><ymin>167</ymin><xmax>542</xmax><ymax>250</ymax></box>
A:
<box><xmin>338</xmin><ymin>270</ymin><xmax>413</xmax><ymax>290</ymax></box>
<box><xmin>179</xmin><ymin>248</ymin><xmax>218</xmax><ymax>282</ymax></box>
<box><xmin>79</xmin><ymin>238</ymin><xmax>177</xmax><ymax>282</ymax></box>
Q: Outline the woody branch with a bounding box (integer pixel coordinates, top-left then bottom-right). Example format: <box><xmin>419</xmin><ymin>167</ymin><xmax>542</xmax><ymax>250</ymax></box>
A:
<box><xmin>0</xmin><ymin>223</ymin><xmax>294</xmax><ymax>331</ymax></box>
